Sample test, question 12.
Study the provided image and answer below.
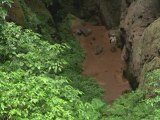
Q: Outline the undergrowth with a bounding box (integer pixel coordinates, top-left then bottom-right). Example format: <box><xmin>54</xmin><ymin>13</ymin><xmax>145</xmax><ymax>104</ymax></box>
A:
<box><xmin>1</xmin><ymin>0</ymin><xmax>160</xmax><ymax>120</ymax></box>
<box><xmin>0</xmin><ymin>0</ymin><xmax>106</xmax><ymax>119</ymax></box>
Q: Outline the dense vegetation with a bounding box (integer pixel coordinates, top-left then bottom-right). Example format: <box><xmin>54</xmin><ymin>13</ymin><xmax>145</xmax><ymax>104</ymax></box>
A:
<box><xmin>0</xmin><ymin>0</ymin><xmax>106</xmax><ymax>119</ymax></box>
<box><xmin>1</xmin><ymin>0</ymin><xmax>160</xmax><ymax>120</ymax></box>
<box><xmin>106</xmin><ymin>69</ymin><xmax>160</xmax><ymax>120</ymax></box>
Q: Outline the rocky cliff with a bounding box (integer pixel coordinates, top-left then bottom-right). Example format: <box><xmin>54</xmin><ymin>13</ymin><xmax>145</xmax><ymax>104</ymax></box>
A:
<box><xmin>98</xmin><ymin>0</ymin><xmax>160</xmax><ymax>88</ymax></box>
<box><xmin>7</xmin><ymin>0</ymin><xmax>55</xmax><ymax>41</ymax></box>
<box><xmin>119</xmin><ymin>0</ymin><xmax>160</xmax><ymax>87</ymax></box>
<box><xmin>139</xmin><ymin>18</ymin><xmax>160</xmax><ymax>86</ymax></box>
<box><xmin>98</xmin><ymin>0</ymin><xmax>121</xmax><ymax>28</ymax></box>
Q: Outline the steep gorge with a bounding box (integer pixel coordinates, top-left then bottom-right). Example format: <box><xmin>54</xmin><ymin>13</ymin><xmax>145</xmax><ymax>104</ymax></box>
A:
<box><xmin>41</xmin><ymin>0</ymin><xmax>159</xmax><ymax>92</ymax></box>
<box><xmin>7</xmin><ymin>0</ymin><xmax>160</xmax><ymax>103</ymax></box>
<box><xmin>2</xmin><ymin>0</ymin><xmax>160</xmax><ymax>119</ymax></box>
<box><xmin>119</xmin><ymin>0</ymin><xmax>160</xmax><ymax>87</ymax></box>
<box><xmin>71</xmin><ymin>20</ymin><xmax>130</xmax><ymax>103</ymax></box>
<box><xmin>94</xmin><ymin>0</ymin><xmax>160</xmax><ymax>89</ymax></box>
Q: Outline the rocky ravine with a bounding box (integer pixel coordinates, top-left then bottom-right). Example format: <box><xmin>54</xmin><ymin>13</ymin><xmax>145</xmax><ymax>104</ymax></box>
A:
<box><xmin>71</xmin><ymin>17</ymin><xmax>130</xmax><ymax>103</ymax></box>
<box><xmin>97</xmin><ymin>0</ymin><xmax>160</xmax><ymax>88</ymax></box>
<box><xmin>7</xmin><ymin>0</ymin><xmax>160</xmax><ymax>95</ymax></box>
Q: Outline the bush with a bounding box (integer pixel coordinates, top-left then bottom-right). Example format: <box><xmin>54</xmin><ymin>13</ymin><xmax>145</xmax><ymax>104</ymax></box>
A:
<box><xmin>104</xmin><ymin>69</ymin><xmax>160</xmax><ymax>120</ymax></box>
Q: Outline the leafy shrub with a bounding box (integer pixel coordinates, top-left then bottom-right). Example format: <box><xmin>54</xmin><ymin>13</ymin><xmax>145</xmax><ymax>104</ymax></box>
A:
<box><xmin>0</xmin><ymin>22</ymin><xmax>68</xmax><ymax>75</ymax></box>
<box><xmin>0</xmin><ymin>69</ymin><xmax>107</xmax><ymax>120</ymax></box>
<box><xmin>104</xmin><ymin>69</ymin><xmax>160</xmax><ymax>120</ymax></box>
<box><xmin>144</xmin><ymin>69</ymin><xmax>160</xmax><ymax>119</ymax></box>
<box><xmin>106</xmin><ymin>90</ymin><xmax>151</xmax><ymax>120</ymax></box>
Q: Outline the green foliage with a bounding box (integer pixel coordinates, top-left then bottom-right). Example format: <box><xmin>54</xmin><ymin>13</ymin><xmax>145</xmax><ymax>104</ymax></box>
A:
<box><xmin>145</xmin><ymin>69</ymin><xmax>160</xmax><ymax>86</ymax></box>
<box><xmin>5</xmin><ymin>1</ymin><xmax>160</xmax><ymax>119</ymax></box>
<box><xmin>144</xmin><ymin>69</ymin><xmax>160</xmax><ymax>119</ymax></box>
<box><xmin>104</xmin><ymin>69</ymin><xmax>160</xmax><ymax>120</ymax></box>
<box><xmin>0</xmin><ymin>11</ymin><xmax>106</xmax><ymax>119</ymax></box>
<box><xmin>106</xmin><ymin>90</ymin><xmax>149</xmax><ymax>120</ymax></box>
<box><xmin>0</xmin><ymin>69</ymin><xmax>106</xmax><ymax>120</ymax></box>
<box><xmin>0</xmin><ymin>70</ymin><xmax>77</xmax><ymax>119</ymax></box>
<box><xmin>0</xmin><ymin>22</ymin><xmax>68</xmax><ymax>74</ymax></box>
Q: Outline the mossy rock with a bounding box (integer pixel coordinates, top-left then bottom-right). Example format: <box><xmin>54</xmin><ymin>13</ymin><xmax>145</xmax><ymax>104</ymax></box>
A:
<box><xmin>7</xmin><ymin>0</ymin><xmax>25</xmax><ymax>26</ymax></box>
<box><xmin>21</xmin><ymin>0</ymin><xmax>56</xmax><ymax>41</ymax></box>
<box><xmin>139</xmin><ymin>18</ymin><xmax>160</xmax><ymax>87</ymax></box>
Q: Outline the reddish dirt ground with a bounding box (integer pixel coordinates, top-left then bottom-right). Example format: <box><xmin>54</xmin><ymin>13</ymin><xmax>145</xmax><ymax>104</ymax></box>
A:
<box><xmin>73</xmin><ymin>22</ymin><xmax>131</xmax><ymax>104</ymax></box>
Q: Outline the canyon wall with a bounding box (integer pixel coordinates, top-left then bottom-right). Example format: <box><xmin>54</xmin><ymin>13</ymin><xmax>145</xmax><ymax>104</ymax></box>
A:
<box><xmin>7</xmin><ymin>0</ymin><xmax>56</xmax><ymax>41</ymax></box>
<box><xmin>60</xmin><ymin>0</ymin><xmax>121</xmax><ymax>27</ymax></box>
<box><xmin>98</xmin><ymin>0</ymin><xmax>160</xmax><ymax>87</ymax></box>
<box><xmin>98</xmin><ymin>0</ymin><xmax>121</xmax><ymax>28</ymax></box>
<box><xmin>119</xmin><ymin>0</ymin><xmax>160</xmax><ymax>86</ymax></box>
<box><xmin>139</xmin><ymin>18</ymin><xmax>160</xmax><ymax>86</ymax></box>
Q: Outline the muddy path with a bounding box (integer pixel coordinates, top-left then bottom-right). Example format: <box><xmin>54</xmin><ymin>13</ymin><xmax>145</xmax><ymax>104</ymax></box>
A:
<box><xmin>72</xmin><ymin>21</ymin><xmax>131</xmax><ymax>103</ymax></box>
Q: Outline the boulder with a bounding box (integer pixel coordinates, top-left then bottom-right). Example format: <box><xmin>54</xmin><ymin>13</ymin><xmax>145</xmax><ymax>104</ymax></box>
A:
<box><xmin>73</xmin><ymin>27</ymin><xmax>92</xmax><ymax>37</ymax></box>
<box><xmin>80</xmin><ymin>28</ymin><xmax>92</xmax><ymax>37</ymax></box>
<box><xmin>139</xmin><ymin>18</ymin><xmax>160</xmax><ymax>86</ymax></box>
<box><xmin>94</xmin><ymin>45</ymin><xmax>103</xmax><ymax>55</ymax></box>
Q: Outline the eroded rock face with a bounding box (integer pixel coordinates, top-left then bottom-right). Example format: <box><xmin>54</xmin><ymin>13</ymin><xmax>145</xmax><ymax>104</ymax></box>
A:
<box><xmin>7</xmin><ymin>0</ymin><xmax>55</xmax><ymax>41</ymax></box>
<box><xmin>62</xmin><ymin>0</ymin><xmax>121</xmax><ymax>27</ymax></box>
<box><xmin>98</xmin><ymin>0</ymin><xmax>121</xmax><ymax>28</ymax></box>
<box><xmin>120</xmin><ymin>0</ymin><xmax>160</xmax><ymax>85</ymax></box>
<box><xmin>58</xmin><ymin>0</ymin><xmax>100</xmax><ymax>24</ymax></box>
<box><xmin>139</xmin><ymin>18</ymin><xmax>160</xmax><ymax>86</ymax></box>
